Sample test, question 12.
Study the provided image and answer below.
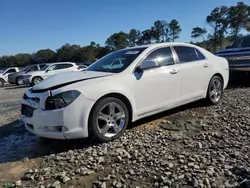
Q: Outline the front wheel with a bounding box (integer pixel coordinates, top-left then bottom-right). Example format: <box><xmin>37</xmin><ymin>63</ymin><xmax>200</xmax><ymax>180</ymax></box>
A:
<box><xmin>89</xmin><ymin>97</ymin><xmax>129</xmax><ymax>142</ymax></box>
<box><xmin>206</xmin><ymin>76</ymin><xmax>224</xmax><ymax>105</ymax></box>
<box><xmin>32</xmin><ymin>77</ymin><xmax>43</xmax><ymax>86</ymax></box>
<box><xmin>16</xmin><ymin>77</ymin><xmax>23</xmax><ymax>85</ymax></box>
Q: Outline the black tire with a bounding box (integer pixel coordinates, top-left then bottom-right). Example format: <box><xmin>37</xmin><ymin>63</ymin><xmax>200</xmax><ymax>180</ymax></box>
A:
<box><xmin>15</xmin><ymin>77</ymin><xmax>22</xmax><ymax>85</ymax></box>
<box><xmin>0</xmin><ymin>79</ymin><xmax>4</xmax><ymax>87</ymax></box>
<box><xmin>89</xmin><ymin>97</ymin><xmax>129</xmax><ymax>142</ymax></box>
<box><xmin>206</xmin><ymin>75</ymin><xmax>223</xmax><ymax>105</ymax></box>
<box><xmin>31</xmin><ymin>77</ymin><xmax>43</xmax><ymax>86</ymax></box>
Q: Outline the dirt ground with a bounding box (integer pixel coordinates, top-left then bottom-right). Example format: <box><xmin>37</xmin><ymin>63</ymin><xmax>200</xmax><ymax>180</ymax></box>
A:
<box><xmin>0</xmin><ymin>71</ymin><xmax>249</xmax><ymax>187</ymax></box>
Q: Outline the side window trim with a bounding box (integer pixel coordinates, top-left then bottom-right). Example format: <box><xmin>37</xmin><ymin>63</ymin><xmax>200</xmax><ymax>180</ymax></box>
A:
<box><xmin>133</xmin><ymin>46</ymin><xmax>177</xmax><ymax>73</ymax></box>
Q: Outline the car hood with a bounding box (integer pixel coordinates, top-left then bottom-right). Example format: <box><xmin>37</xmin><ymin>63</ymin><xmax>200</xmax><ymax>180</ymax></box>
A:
<box><xmin>31</xmin><ymin>71</ymin><xmax>114</xmax><ymax>92</ymax></box>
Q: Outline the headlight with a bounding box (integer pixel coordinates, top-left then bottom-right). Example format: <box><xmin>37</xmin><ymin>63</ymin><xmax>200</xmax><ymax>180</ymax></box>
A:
<box><xmin>45</xmin><ymin>90</ymin><xmax>81</xmax><ymax>110</ymax></box>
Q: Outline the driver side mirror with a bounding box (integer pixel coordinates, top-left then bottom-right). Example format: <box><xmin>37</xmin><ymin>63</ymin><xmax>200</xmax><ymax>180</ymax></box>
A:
<box><xmin>45</xmin><ymin>69</ymin><xmax>49</xmax><ymax>73</ymax></box>
<box><xmin>139</xmin><ymin>60</ymin><xmax>158</xmax><ymax>70</ymax></box>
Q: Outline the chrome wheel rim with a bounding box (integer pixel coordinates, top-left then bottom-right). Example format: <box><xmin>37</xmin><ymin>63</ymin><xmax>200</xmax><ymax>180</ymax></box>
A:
<box><xmin>34</xmin><ymin>78</ymin><xmax>41</xmax><ymax>85</ymax></box>
<box><xmin>96</xmin><ymin>102</ymin><xmax>126</xmax><ymax>137</ymax></box>
<box><xmin>210</xmin><ymin>78</ymin><xmax>222</xmax><ymax>103</ymax></box>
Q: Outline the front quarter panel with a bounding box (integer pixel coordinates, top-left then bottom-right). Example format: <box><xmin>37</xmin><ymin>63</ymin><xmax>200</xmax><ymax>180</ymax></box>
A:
<box><xmin>51</xmin><ymin>74</ymin><xmax>137</xmax><ymax>121</ymax></box>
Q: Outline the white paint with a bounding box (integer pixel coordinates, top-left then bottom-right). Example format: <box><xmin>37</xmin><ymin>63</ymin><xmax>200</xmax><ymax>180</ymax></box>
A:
<box><xmin>20</xmin><ymin>42</ymin><xmax>229</xmax><ymax>139</ymax></box>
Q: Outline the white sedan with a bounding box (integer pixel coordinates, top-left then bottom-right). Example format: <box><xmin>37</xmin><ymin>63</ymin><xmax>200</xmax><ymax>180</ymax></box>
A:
<box><xmin>20</xmin><ymin>43</ymin><xmax>229</xmax><ymax>142</ymax></box>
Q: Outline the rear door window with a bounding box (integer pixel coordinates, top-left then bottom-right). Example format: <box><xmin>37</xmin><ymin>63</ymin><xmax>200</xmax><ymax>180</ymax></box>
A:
<box><xmin>174</xmin><ymin>46</ymin><xmax>200</xmax><ymax>63</ymax></box>
<box><xmin>55</xmin><ymin>63</ymin><xmax>73</xmax><ymax>70</ymax></box>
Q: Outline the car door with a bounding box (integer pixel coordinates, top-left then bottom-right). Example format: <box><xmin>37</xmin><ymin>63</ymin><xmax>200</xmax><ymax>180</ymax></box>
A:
<box><xmin>44</xmin><ymin>64</ymin><xmax>58</xmax><ymax>79</ymax></box>
<box><xmin>172</xmin><ymin>46</ymin><xmax>211</xmax><ymax>101</ymax></box>
<box><xmin>27</xmin><ymin>65</ymin><xmax>39</xmax><ymax>73</ymax></box>
<box><xmin>3</xmin><ymin>68</ymin><xmax>17</xmax><ymax>82</ymax></box>
<box><xmin>133</xmin><ymin>47</ymin><xmax>182</xmax><ymax>116</ymax></box>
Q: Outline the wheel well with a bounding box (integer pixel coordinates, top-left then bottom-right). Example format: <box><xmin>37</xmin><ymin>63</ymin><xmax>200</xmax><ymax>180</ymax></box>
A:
<box><xmin>32</xmin><ymin>76</ymin><xmax>43</xmax><ymax>81</ymax></box>
<box><xmin>90</xmin><ymin>93</ymin><xmax>133</xmax><ymax>123</ymax></box>
<box><xmin>0</xmin><ymin>78</ymin><xmax>5</xmax><ymax>83</ymax></box>
<box><xmin>213</xmin><ymin>73</ymin><xmax>224</xmax><ymax>86</ymax></box>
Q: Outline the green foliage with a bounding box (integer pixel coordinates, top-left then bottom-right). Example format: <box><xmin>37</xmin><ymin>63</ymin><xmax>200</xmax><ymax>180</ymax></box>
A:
<box><xmin>105</xmin><ymin>32</ymin><xmax>129</xmax><ymax>51</ymax></box>
<box><xmin>227</xmin><ymin>2</ymin><xmax>250</xmax><ymax>41</ymax></box>
<box><xmin>32</xmin><ymin>49</ymin><xmax>55</xmax><ymax>64</ymax></box>
<box><xmin>191</xmin><ymin>27</ymin><xmax>207</xmax><ymax>41</ymax></box>
<box><xmin>169</xmin><ymin>19</ymin><xmax>182</xmax><ymax>42</ymax></box>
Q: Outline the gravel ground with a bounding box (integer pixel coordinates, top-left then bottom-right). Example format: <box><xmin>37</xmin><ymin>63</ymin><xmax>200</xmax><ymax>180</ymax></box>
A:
<box><xmin>1</xmin><ymin>72</ymin><xmax>250</xmax><ymax>188</ymax></box>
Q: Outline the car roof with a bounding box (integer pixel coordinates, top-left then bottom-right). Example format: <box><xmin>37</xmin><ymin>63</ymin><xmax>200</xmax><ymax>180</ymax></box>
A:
<box><xmin>50</xmin><ymin>62</ymin><xmax>75</xmax><ymax>65</ymax></box>
<box><xmin>126</xmin><ymin>42</ymin><xmax>198</xmax><ymax>50</ymax></box>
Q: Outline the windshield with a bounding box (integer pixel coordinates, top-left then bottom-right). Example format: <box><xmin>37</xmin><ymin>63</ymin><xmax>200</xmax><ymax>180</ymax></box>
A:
<box><xmin>231</xmin><ymin>35</ymin><xmax>250</xmax><ymax>48</ymax></box>
<box><xmin>86</xmin><ymin>47</ymin><xmax>147</xmax><ymax>73</ymax></box>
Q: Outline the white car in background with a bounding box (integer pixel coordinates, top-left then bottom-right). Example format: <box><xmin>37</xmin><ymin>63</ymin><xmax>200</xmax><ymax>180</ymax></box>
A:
<box><xmin>20</xmin><ymin>42</ymin><xmax>229</xmax><ymax>142</ymax></box>
<box><xmin>23</xmin><ymin>62</ymin><xmax>80</xmax><ymax>86</ymax></box>
<box><xmin>0</xmin><ymin>67</ymin><xmax>20</xmax><ymax>87</ymax></box>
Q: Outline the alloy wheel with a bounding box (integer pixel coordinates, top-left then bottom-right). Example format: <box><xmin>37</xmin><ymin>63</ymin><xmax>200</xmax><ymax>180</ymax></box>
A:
<box><xmin>96</xmin><ymin>102</ymin><xmax>126</xmax><ymax>137</ymax></box>
<box><xmin>209</xmin><ymin>78</ymin><xmax>222</xmax><ymax>103</ymax></box>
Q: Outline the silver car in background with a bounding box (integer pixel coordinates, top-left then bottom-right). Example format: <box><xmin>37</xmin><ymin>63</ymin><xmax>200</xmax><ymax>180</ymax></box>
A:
<box><xmin>8</xmin><ymin>64</ymin><xmax>48</xmax><ymax>85</ymax></box>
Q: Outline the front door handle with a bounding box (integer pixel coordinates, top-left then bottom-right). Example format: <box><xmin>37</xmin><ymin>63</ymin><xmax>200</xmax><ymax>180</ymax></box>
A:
<box><xmin>170</xmin><ymin>69</ymin><xmax>179</xmax><ymax>74</ymax></box>
<box><xmin>204</xmin><ymin>63</ymin><xmax>209</xmax><ymax>68</ymax></box>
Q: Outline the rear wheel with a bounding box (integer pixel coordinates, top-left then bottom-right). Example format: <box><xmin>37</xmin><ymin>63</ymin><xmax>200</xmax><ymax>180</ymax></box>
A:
<box><xmin>206</xmin><ymin>76</ymin><xmax>223</xmax><ymax>105</ymax></box>
<box><xmin>32</xmin><ymin>77</ymin><xmax>43</xmax><ymax>86</ymax></box>
<box><xmin>0</xmin><ymin>79</ymin><xmax>4</xmax><ymax>87</ymax></box>
<box><xmin>89</xmin><ymin>97</ymin><xmax>129</xmax><ymax>142</ymax></box>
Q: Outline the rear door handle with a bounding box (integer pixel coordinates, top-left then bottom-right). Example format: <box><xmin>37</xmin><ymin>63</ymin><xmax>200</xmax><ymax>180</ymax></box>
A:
<box><xmin>170</xmin><ymin>69</ymin><xmax>179</xmax><ymax>74</ymax></box>
<box><xmin>204</xmin><ymin>63</ymin><xmax>209</xmax><ymax>68</ymax></box>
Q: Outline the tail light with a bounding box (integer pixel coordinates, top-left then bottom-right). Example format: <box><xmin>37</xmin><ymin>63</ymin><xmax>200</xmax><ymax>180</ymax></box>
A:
<box><xmin>77</xmin><ymin>66</ymin><xmax>80</xmax><ymax>70</ymax></box>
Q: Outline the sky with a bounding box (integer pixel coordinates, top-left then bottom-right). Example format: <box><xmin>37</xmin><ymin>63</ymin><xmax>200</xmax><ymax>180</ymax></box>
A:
<box><xmin>0</xmin><ymin>0</ymin><xmax>249</xmax><ymax>56</ymax></box>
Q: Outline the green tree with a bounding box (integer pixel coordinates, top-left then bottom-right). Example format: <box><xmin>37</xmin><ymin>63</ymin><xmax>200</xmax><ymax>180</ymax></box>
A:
<box><xmin>56</xmin><ymin>44</ymin><xmax>81</xmax><ymax>62</ymax></box>
<box><xmin>105</xmin><ymin>32</ymin><xmax>129</xmax><ymax>51</ymax></box>
<box><xmin>152</xmin><ymin>20</ymin><xmax>169</xmax><ymax>42</ymax></box>
<box><xmin>128</xmin><ymin>29</ymin><xmax>141</xmax><ymax>47</ymax></box>
<box><xmin>32</xmin><ymin>49</ymin><xmax>56</xmax><ymax>64</ymax></box>
<box><xmin>191</xmin><ymin>27</ymin><xmax>207</xmax><ymax>41</ymax></box>
<box><xmin>206</xmin><ymin>6</ymin><xmax>229</xmax><ymax>50</ymax></box>
<box><xmin>227</xmin><ymin>2</ymin><xmax>250</xmax><ymax>41</ymax></box>
<box><xmin>14</xmin><ymin>53</ymin><xmax>32</xmax><ymax>67</ymax></box>
<box><xmin>169</xmin><ymin>19</ymin><xmax>182</xmax><ymax>42</ymax></box>
<box><xmin>140</xmin><ymin>29</ymin><xmax>153</xmax><ymax>44</ymax></box>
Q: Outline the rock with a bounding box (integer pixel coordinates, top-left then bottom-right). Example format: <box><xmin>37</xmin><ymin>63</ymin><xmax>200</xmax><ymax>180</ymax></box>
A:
<box><xmin>98</xmin><ymin>157</ymin><xmax>105</xmax><ymax>164</ymax></box>
<box><xmin>128</xmin><ymin>169</ymin><xmax>135</xmax><ymax>175</ymax></box>
<box><xmin>115</xmin><ymin>181</ymin><xmax>122</xmax><ymax>188</ymax></box>
<box><xmin>160</xmin><ymin>161</ymin><xmax>168</xmax><ymax>167</ymax></box>
<box><xmin>188</xmin><ymin>162</ymin><xmax>194</xmax><ymax>167</ymax></box>
<box><xmin>63</xmin><ymin>176</ymin><xmax>71</xmax><ymax>183</ymax></box>
<box><xmin>197</xmin><ymin>142</ymin><xmax>203</xmax><ymax>149</ymax></box>
<box><xmin>101</xmin><ymin>182</ymin><xmax>107</xmax><ymax>188</ymax></box>
<box><xmin>15</xmin><ymin>180</ymin><xmax>22</xmax><ymax>187</ymax></box>
<box><xmin>52</xmin><ymin>180</ymin><xmax>60</xmax><ymax>188</ymax></box>
<box><xmin>167</xmin><ymin>162</ymin><xmax>174</xmax><ymax>168</ymax></box>
<box><xmin>23</xmin><ymin>157</ymin><xmax>29</xmax><ymax>162</ymax></box>
<box><xmin>224</xmin><ymin>170</ymin><xmax>232</xmax><ymax>176</ymax></box>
